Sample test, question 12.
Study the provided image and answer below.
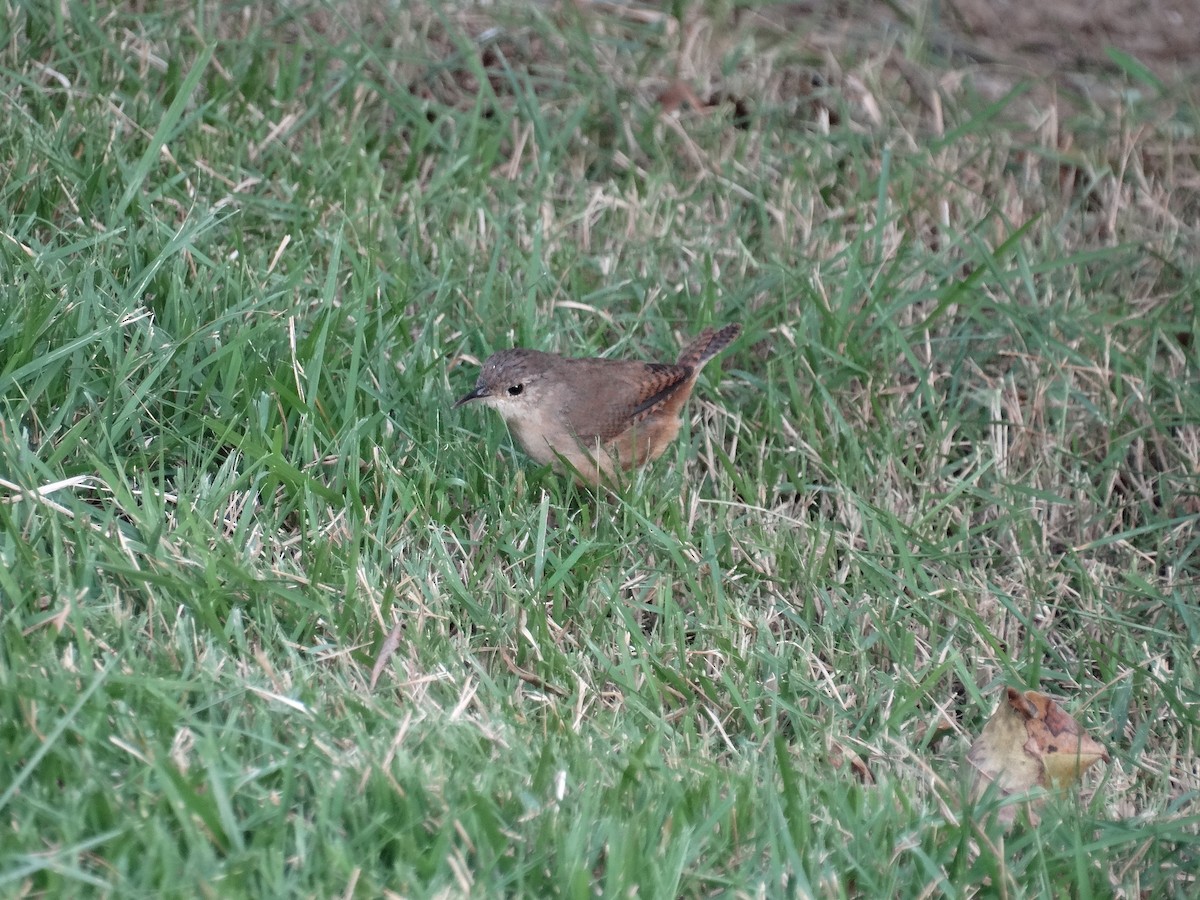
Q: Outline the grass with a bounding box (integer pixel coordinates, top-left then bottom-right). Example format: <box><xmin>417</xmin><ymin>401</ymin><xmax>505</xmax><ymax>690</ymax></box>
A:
<box><xmin>1</xmin><ymin>0</ymin><xmax>1198</xmax><ymax>896</ymax></box>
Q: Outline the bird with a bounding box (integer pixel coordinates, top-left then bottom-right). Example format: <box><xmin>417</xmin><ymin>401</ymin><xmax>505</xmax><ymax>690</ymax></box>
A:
<box><xmin>455</xmin><ymin>323</ymin><xmax>740</xmax><ymax>485</ymax></box>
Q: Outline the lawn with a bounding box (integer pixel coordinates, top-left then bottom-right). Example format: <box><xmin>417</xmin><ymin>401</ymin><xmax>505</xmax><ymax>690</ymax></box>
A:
<box><xmin>1</xmin><ymin>1</ymin><xmax>1198</xmax><ymax>896</ymax></box>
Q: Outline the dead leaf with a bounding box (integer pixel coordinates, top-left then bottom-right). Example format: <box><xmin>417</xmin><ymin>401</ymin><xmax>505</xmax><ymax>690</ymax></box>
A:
<box><xmin>369</xmin><ymin>619</ymin><xmax>405</xmax><ymax>691</ymax></box>
<box><xmin>657</xmin><ymin>82</ymin><xmax>753</xmax><ymax>130</ymax></box>
<box><xmin>968</xmin><ymin>687</ymin><xmax>1109</xmax><ymax>825</ymax></box>
<box><xmin>502</xmin><ymin>649</ymin><xmax>568</xmax><ymax>698</ymax></box>
<box><xmin>658</xmin><ymin>80</ymin><xmax>707</xmax><ymax>116</ymax></box>
<box><xmin>828</xmin><ymin>738</ymin><xmax>874</xmax><ymax>784</ymax></box>
<box><xmin>912</xmin><ymin>712</ymin><xmax>958</xmax><ymax>748</ymax></box>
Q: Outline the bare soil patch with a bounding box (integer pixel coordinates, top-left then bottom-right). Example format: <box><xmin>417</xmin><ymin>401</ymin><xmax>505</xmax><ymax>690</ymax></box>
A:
<box><xmin>748</xmin><ymin>0</ymin><xmax>1200</xmax><ymax>83</ymax></box>
<box><xmin>943</xmin><ymin>0</ymin><xmax>1199</xmax><ymax>77</ymax></box>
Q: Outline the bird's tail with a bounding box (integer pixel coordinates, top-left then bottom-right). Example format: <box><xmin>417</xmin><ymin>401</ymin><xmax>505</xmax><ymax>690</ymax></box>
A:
<box><xmin>676</xmin><ymin>323</ymin><xmax>742</xmax><ymax>370</ymax></box>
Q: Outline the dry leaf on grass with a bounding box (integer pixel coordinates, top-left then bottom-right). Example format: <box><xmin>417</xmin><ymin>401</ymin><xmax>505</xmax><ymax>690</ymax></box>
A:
<box><xmin>968</xmin><ymin>687</ymin><xmax>1109</xmax><ymax>826</ymax></box>
<box><xmin>370</xmin><ymin>619</ymin><xmax>406</xmax><ymax>691</ymax></box>
<box><xmin>657</xmin><ymin>80</ymin><xmax>752</xmax><ymax>129</ymax></box>
<box><xmin>828</xmin><ymin>738</ymin><xmax>874</xmax><ymax>784</ymax></box>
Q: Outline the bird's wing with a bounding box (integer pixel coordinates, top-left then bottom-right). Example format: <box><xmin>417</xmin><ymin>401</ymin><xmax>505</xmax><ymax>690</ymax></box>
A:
<box><xmin>563</xmin><ymin>361</ymin><xmax>693</xmax><ymax>444</ymax></box>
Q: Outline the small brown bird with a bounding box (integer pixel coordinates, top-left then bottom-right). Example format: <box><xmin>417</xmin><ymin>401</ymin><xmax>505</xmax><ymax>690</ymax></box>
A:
<box><xmin>455</xmin><ymin>324</ymin><xmax>741</xmax><ymax>485</ymax></box>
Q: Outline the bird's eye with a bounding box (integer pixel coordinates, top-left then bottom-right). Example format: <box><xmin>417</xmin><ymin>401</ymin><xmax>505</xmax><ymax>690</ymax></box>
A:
<box><xmin>507</xmin><ymin>384</ymin><xmax>524</xmax><ymax>396</ymax></box>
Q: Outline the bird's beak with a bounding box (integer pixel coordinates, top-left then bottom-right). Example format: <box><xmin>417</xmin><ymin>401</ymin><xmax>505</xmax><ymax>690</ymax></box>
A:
<box><xmin>454</xmin><ymin>384</ymin><xmax>487</xmax><ymax>408</ymax></box>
